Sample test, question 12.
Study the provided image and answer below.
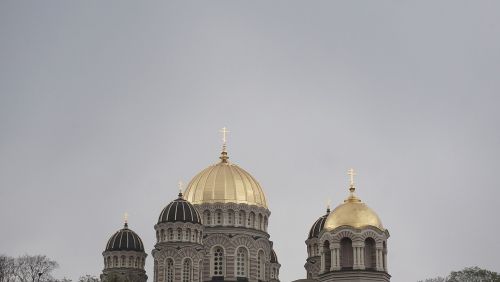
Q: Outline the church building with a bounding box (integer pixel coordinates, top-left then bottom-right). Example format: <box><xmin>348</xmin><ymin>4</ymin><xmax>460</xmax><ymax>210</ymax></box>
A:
<box><xmin>100</xmin><ymin>129</ymin><xmax>390</xmax><ymax>282</ymax></box>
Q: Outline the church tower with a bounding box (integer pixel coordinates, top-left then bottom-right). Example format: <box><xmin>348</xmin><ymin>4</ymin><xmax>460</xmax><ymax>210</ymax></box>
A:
<box><xmin>305</xmin><ymin>206</ymin><xmax>330</xmax><ymax>280</ymax></box>
<box><xmin>315</xmin><ymin>169</ymin><xmax>390</xmax><ymax>282</ymax></box>
<box><xmin>152</xmin><ymin>188</ymin><xmax>205</xmax><ymax>282</ymax></box>
<box><xmin>183</xmin><ymin>128</ymin><xmax>280</xmax><ymax>282</ymax></box>
<box><xmin>101</xmin><ymin>217</ymin><xmax>148</xmax><ymax>282</ymax></box>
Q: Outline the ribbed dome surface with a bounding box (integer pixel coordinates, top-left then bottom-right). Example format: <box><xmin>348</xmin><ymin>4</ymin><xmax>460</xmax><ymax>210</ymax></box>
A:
<box><xmin>105</xmin><ymin>224</ymin><xmax>145</xmax><ymax>252</ymax></box>
<box><xmin>308</xmin><ymin>209</ymin><xmax>330</xmax><ymax>239</ymax></box>
<box><xmin>184</xmin><ymin>155</ymin><xmax>268</xmax><ymax>208</ymax></box>
<box><xmin>158</xmin><ymin>195</ymin><xmax>202</xmax><ymax>224</ymax></box>
<box><xmin>270</xmin><ymin>249</ymin><xmax>279</xmax><ymax>263</ymax></box>
<box><xmin>324</xmin><ymin>194</ymin><xmax>384</xmax><ymax>231</ymax></box>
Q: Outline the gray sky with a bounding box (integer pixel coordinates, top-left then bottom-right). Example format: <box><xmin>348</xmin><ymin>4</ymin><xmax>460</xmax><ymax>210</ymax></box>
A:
<box><xmin>1</xmin><ymin>1</ymin><xmax>499</xmax><ymax>281</ymax></box>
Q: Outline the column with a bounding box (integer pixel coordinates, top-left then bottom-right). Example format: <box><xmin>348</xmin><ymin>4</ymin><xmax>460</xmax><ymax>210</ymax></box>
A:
<box><xmin>330</xmin><ymin>248</ymin><xmax>336</xmax><ymax>271</ymax></box>
<box><xmin>320</xmin><ymin>249</ymin><xmax>325</xmax><ymax>273</ymax></box>
<box><xmin>359</xmin><ymin>246</ymin><xmax>365</xmax><ymax>270</ymax></box>
<box><xmin>383</xmin><ymin>251</ymin><xmax>388</xmax><ymax>272</ymax></box>
<box><xmin>336</xmin><ymin>247</ymin><xmax>340</xmax><ymax>269</ymax></box>
<box><xmin>352</xmin><ymin>247</ymin><xmax>358</xmax><ymax>269</ymax></box>
<box><xmin>375</xmin><ymin>247</ymin><xmax>384</xmax><ymax>271</ymax></box>
<box><xmin>332</xmin><ymin>243</ymin><xmax>340</xmax><ymax>271</ymax></box>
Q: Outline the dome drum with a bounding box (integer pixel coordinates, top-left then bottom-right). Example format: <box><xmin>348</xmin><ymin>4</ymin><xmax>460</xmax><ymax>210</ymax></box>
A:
<box><xmin>194</xmin><ymin>202</ymin><xmax>270</xmax><ymax>234</ymax></box>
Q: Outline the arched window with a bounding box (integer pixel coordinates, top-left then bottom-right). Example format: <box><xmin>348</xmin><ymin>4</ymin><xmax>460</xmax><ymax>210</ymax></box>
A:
<box><xmin>258</xmin><ymin>213</ymin><xmax>263</xmax><ymax>230</ymax></box>
<box><xmin>213</xmin><ymin>246</ymin><xmax>224</xmax><ymax>277</ymax></box>
<box><xmin>168</xmin><ymin>228</ymin><xmax>174</xmax><ymax>241</ymax></box>
<box><xmin>340</xmin><ymin>237</ymin><xmax>354</xmax><ymax>269</ymax></box>
<box><xmin>364</xmin><ymin>238</ymin><xmax>376</xmax><ymax>270</ymax></box>
<box><xmin>238</xmin><ymin>210</ymin><xmax>245</xmax><ymax>226</ymax></box>
<box><xmin>264</xmin><ymin>216</ymin><xmax>268</xmax><ymax>231</ymax></box>
<box><xmin>182</xmin><ymin>259</ymin><xmax>192</xmax><ymax>282</ymax></box>
<box><xmin>156</xmin><ymin>230</ymin><xmax>160</xmax><ymax>242</ymax></box>
<box><xmin>165</xmin><ymin>258</ymin><xmax>174</xmax><ymax>282</ymax></box>
<box><xmin>323</xmin><ymin>241</ymin><xmax>331</xmax><ymax>271</ymax></box>
<box><xmin>121</xmin><ymin>256</ymin><xmax>126</xmax><ymax>267</ymax></box>
<box><xmin>215</xmin><ymin>209</ymin><xmax>223</xmax><ymax>225</ymax></box>
<box><xmin>236</xmin><ymin>247</ymin><xmax>249</xmax><ymax>278</ymax></box>
<box><xmin>204</xmin><ymin>210</ymin><xmax>211</xmax><ymax>225</ymax></box>
<box><xmin>248</xmin><ymin>212</ymin><xmax>255</xmax><ymax>228</ymax></box>
<box><xmin>227</xmin><ymin>210</ymin><xmax>235</xmax><ymax>225</ymax></box>
<box><xmin>128</xmin><ymin>256</ymin><xmax>133</xmax><ymax>267</ymax></box>
<box><xmin>134</xmin><ymin>257</ymin><xmax>138</xmax><ymax>267</ymax></box>
<box><xmin>160</xmin><ymin>229</ymin><xmax>165</xmax><ymax>242</ymax></box>
<box><xmin>258</xmin><ymin>250</ymin><xmax>265</xmax><ymax>280</ymax></box>
<box><xmin>186</xmin><ymin>229</ymin><xmax>191</xmax><ymax>241</ymax></box>
<box><xmin>177</xmin><ymin>228</ymin><xmax>182</xmax><ymax>241</ymax></box>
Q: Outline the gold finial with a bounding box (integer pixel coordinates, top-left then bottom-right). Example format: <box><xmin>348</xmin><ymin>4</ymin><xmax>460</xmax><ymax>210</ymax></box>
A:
<box><xmin>219</xmin><ymin>127</ymin><xmax>230</xmax><ymax>162</ymax></box>
<box><xmin>345</xmin><ymin>168</ymin><xmax>361</xmax><ymax>203</ymax></box>
<box><xmin>124</xmin><ymin>212</ymin><xmax>128</xmax><ymax>228</ymax></box>
<box><xmin>178</xmin><ymin>180</ymin><xmax>184</xmax><ymax>198</ymax></box>
<box><xmin>348</xmin><ymin>168</ymin><xmax>356</xmax><ymax>191</ymax></box>
<box><xmin>326</xmin><ymin>198</ymin><xmax>331</xmax><ymax>213</ymax></box>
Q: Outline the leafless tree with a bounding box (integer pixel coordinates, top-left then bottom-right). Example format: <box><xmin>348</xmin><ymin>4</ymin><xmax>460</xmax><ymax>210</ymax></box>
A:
<box><xmin>15</xmin><ymin>255</ymin><xmax>58</xmax><ymax>282</ymax></box>
<box><xmin>0</xmin><ymin>255</ymin><xmax>16</xmax><ymax>282</ymax></box>
<box><xmin>77</xmin><ymin>275</ymin><xmax>99</xmax><ymax>282</ymax></box>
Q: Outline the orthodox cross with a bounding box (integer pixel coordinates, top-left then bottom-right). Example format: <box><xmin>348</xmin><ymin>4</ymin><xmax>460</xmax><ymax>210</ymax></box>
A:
<box><xmin>219</xmin><ymin>127</ymin><xmax>230</xmax><ymax>145</ymax></box>
<box><xmin>178</xmin><ymin>180</ymin><xmax>184</xmax><ymax>194</ymax></box>
<box><xmin>124</xmin><ymin>212</ymin><xmax>128</xmax><ymax>225</ymax></box>
<box><xmin>348</xmin><ymin>168</ymin><xmax>356</xmax><ymax>187</ymax></box>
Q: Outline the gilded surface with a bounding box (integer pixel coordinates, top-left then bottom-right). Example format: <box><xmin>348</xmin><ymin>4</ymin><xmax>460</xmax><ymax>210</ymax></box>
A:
<box><xmin>324</xmin><ymin>195</ymin><xmax>384</xmax><ymax>231</ymax></box>
<box><xmin>184</xmin><ymin>161</ymin><xmax>268</xmax><ymax>208</ymax></box>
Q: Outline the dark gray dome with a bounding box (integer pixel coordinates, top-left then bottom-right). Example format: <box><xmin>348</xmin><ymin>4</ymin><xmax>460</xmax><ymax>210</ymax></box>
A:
<box><xmin>270</xmin><ymin>249</ymin><xmax>279</xmax><ymax>263</ymax></box>
<box><xmin>158</xmin><ymin>194</ymin><xmax>202</xmax><ymax>224</ymax></box>
<box><xmin>105</xmin><ymin>224</ymin><xmax>145</xmax><ymax>252</ymax></box>
<box><xmin>308</xmin><ymin>208</ymin><xmax>330</xmax><ymax>239</ymax></box>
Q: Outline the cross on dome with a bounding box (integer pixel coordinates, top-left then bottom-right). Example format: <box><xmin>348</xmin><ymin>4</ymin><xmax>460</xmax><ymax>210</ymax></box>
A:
<box><xmin>219</xmin><ymin>127</ymin><xmax>230</xmax><ymax>163</ymax></box>
<box><xmin>178</xmin><ymin>180</ymin><xmax>184</xmax><ymax>197</ymax></box>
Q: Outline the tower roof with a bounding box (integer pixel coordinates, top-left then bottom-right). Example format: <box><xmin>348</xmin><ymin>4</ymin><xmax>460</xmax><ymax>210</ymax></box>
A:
<box><xmin>105</xmin><ymin>222</ymin><xmax>145</xmax><ymax>252</ymax></box>
<box><xmin>184</xmin><ymin>147</ymin><xmax>268</xmax><ymax>208</ymax></box>
<box><xmin>324</xmin><ymin>169</ymin><xmax>384</xmax><ymax>231</ymax></box>
<box><xmin>308</xmin><ymin>207</ymin><xmax>331</xmax><ymax>239</ymax></box>
<box><xmin>158</xmin><ymin>194</ymin><xmax>202</xmax><ymax>224</ymax></box>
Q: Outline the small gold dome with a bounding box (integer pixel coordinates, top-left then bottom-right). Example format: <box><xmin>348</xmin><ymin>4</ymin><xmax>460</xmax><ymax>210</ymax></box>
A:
<box><xmin>324</xmin><ymin>193</ymin><xmax>384</xmax><ymax>231</ymax></box>
<box><xmin>183</xmin><ymin>151</ymin><xmax>268</xmax><ymax>208</ymax></box>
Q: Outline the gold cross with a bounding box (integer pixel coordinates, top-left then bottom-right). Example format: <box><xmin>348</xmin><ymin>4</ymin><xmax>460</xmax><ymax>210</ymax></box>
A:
<box><xmin>178</xmin><ymin>180</ymin><xmax>184</xmax><ymax>194</ymax></box>
<box><xmin>348</xmin><ymin>168</ymin><xmax>356</xmax><ymax>187</ymax></box>
<box><xmin>124</xmin><ymin>212</ymin><xmax>128</xmax><ymax>224</ymax></box>
<box><xmin>219</xmin><ymin>127</ymin><xmax>230</xmax><ymax>144</ymax></box>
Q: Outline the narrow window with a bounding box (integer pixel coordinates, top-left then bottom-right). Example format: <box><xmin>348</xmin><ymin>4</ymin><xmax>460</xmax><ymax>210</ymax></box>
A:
<box><xmin>166</xmin><ymin>258</ymin><xmax>174</xmax><ymax>282</ymax></box>
<box><xmin>182</xmin><ymin>259</ymin><xmax>192</xmax><ymax>282</ymax></box>
<box><xmin>236</xmin><ymin>247</ymin><xmax>248</xmax><ymax>278</ymax></box>
<box><xmin>213</xmin><ymin>247</ymin><xmax>224</xmax><ymax>276</ymax></box>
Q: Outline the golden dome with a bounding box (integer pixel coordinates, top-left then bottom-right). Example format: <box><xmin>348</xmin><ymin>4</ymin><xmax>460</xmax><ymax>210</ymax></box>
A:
<box><xmin>324</xmin><ymin>185</ymin><xmax>384</xmax><ymax>231</ymax></box>
<box><xmin>183</xmin><ymin>149</ymin><xmax>268</xmax><ymax>208</ymax></box>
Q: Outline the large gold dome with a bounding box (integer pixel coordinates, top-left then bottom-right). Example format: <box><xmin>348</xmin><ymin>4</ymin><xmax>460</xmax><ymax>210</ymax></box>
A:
<box><xmin>324</xmin><ymin>192</ymin><xmax>384</xmax><ymax>231</ymax></box>
<box><xmin>183</xmin><ymin>150</ymin><xmax>268</xmax><ymax>208</ymax></box>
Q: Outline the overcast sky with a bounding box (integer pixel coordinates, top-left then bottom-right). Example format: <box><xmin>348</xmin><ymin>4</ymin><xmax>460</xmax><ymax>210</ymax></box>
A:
<box><xmin>1</xmin><ymin>1</ymin><xmax>499</xmax><ymax>281</ymax></box>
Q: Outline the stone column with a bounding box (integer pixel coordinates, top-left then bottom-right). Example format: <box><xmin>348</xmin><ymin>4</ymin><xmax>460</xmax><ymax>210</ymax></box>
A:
<box><xmin>359</xmin><ymin>246</ymin><xmax>365</xmax><ymax>270</ymax></box>
<box><xmin>330</xmin><ymin>247</ymin><xmax>336</xmax><ymax>272</ymax></box>
<box><xmin>383</xmin><ymin>250</ymin><xmax>388</xmax><ymax>272</ymax></box>
<box><xmin>352</xmin><ymin>243</ymin><xmax>363</xmax><ymax>270</ymax></box>
<box><xmin>320</xmin><ymin>249</ymin><xmax>325</xmax><ymax>273</ymax></box>
<box><xmin>332</xmin><ymin>243</ymin><xmax>341</xmax><ymax>271</ymax></box>
<box><xmin>375</xmin><ymin>245</ymin><xmax>384</xmax><ymax>271</ymax></box>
